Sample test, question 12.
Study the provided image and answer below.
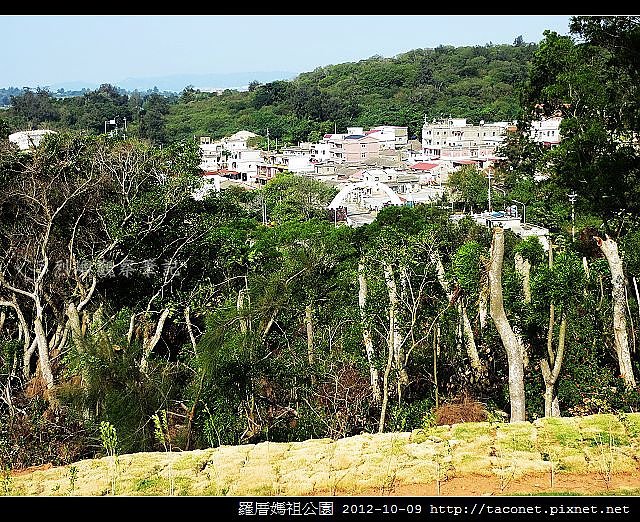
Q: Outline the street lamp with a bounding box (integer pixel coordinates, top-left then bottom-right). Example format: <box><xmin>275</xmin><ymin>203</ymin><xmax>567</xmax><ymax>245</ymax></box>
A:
<box><xmin>512</xmin><ymin>199</ymin><xmax>526</xmax><ymax>225</ymax></box>
<box><xmin>568</xmin><ymin>191</ymin><xmax>578</xmax><ymax>242</ymax></box>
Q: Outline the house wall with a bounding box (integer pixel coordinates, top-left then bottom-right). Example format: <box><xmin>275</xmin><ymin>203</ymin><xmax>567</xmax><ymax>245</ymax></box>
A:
<box><xmin>343</xmin><ymin>137</ymin><xmax>381</xmax><ymax>162</ymax></box>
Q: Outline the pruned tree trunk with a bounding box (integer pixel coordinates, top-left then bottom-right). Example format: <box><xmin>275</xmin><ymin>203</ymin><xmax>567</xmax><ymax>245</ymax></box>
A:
<box><xmin>305</xmin><ymin>304</ymin><xmax>314</xmax><ymax>366</ymax></box>
<box><xmin>358</xmin><ymin>261</ymin><xmax>381</xmax><ymax>405</ymax></box>
<box><xmin>433</xmin><ymin>325</ymin><xmax>440</xmax><ymax>410</ymax></box>
<box><xmin>127</xmin><ymin>312</ymin><xmax>137</xmax><ymax>345</ymax></box>
<box><xmin>140</xmin><ymin>308</ymin><xmax>170</xmax><ymax>375</ymax></box>
<box><xmin>305</xmin><ymin>304</ymin><xmax>316</xmax><ymax>385</ymax></box>
<box><xmin>184</xmin><ymin>306</ymin><xmax>197</xmax><ymax>352</ymax></box>
<box><xmin>541</xmin><ymin>313</ymin><xmax>566</xmax><ymax>417</ymax></box>
<box><xmin>261</xmin><ymin>308</ymin><xmax>278</xmax><ymax>342</ymax></box>
<box><xmin>378</xmin><ymin>318</ymin><xmax>395</xmax><ymax>433</ymax></box>
<box><xmin>479</xmin><ymin>282</ymin><xmax>489</xmax><ymax>332</ymax></box>
<box><xmin>67</xmin><ymin>302</ymin><xmax>84</xmax><ymax>351</ymax></box>
<box><xmin>383</xmin><ymin>262</ymin><xmax>409</xmax><ymax>401</ymax></box>
<box><xmin>515</xmin><ymin>253</ymin><xmax>531</xmax><ymax>303</ymax></box>
<box><xmin>431</xmin><ymin>249</ymin><xmax>486</xmax><ymax>379</ymax></box>
<box><xmin>489</xmin><ymin>227</ymin><xmax>526</xmax><ymax>422</ymax></box>
<box><xmin>459</xmin><ymin>301</ymin><xmax>485</xmax><ymax>379</ymax></box>
<box><xmin>34</xmin><ymin>315</ymin><xmax>54</xmax><ymax>389</ymax></box>
<box><xmin>595</xmin><ymin>235</ymin><xmax>637</xmax><ymax>388</ymax></box>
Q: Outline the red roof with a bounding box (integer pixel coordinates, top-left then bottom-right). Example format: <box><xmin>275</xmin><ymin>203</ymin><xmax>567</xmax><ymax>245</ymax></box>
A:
<box><xmin>323</xmin><ymin>134</ymin><xmax>333</xmax><ymax>139</ymax></box>
<box><xmin>364</xmin><ymin>130</ymin><xmax>378</xmax><ymax>135</ymax></box>
<box><xmin>452</xmin><ymin>159</ymin><xmax>476</xmax><ymax>165</ymax></box>
<box><xmin>410</xmin><ymin>162</ymin><xmax>438</xmax><ymax>171</ymax></box>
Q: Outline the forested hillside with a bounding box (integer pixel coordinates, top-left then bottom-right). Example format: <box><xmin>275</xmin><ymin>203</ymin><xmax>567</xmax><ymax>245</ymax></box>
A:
<box><xmin>1</xmin><ymin>42</ymin><xmax>535</xmax><ymax>145</ymax></box>
<box><xmin>2</xmin><ymin>17</ymin><xmax>640</xmax><ymax>477</ymax></box>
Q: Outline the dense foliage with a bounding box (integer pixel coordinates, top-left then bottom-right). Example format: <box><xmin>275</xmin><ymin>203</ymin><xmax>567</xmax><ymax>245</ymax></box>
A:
<box><xmin>1</xmin><ymin>42</ymin><xmax>535</xmax><ymax>146</ymax></box>
<box><xmin>2</xmin><ymin>18</ymin><xmax>640</xmax><ymax>471</ymax></box>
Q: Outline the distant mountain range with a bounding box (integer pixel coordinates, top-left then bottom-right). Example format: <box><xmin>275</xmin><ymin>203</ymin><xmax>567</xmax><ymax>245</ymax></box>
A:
<box><xmin>21</xmin><ymin>70</ymin><xmax>298</xmax><ymax>94</ymax></box>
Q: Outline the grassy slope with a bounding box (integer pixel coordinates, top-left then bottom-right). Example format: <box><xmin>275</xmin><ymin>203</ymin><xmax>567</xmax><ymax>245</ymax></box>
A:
<box><xmin>6</xmin><ymin>413</ymin><xmax>640</xmax><ymax>496</ymax></box>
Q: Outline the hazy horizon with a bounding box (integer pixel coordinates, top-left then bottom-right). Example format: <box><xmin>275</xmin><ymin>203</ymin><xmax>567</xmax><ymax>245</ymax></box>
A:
<box><xmin>1</xmin><ymin>15</ymin><xmax>573</xmax><ymax>90</ymax></box>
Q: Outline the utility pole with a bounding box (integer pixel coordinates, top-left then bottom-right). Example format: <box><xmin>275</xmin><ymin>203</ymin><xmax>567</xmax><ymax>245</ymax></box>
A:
<box><xmin>568</xmin><ymin>191</ymin><xmax>577</xmax><ymax>242</ymax></box>
<box><xmin>266</xmin><ymin>128</ymin><xmax>270</xmax><ymax>152</ymax></box>
<box><xmin>486</xmin><ymin>171</ymin><xmax>493</xmax><ymax>213</ymax></box>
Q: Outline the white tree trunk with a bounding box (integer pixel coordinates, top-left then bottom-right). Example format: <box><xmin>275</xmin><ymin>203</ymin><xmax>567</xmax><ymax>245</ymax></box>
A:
<box><xmin>514</xmin><ymin>253</ymin><xmax>531</xmax><ymax>303</ymax></box>
<box><xmin>305</xmin><ymin>304</ymin><xmax>314</xmax><ymax>366</ymax></box>
<box><xmin>140</xmin><ymin>309</ymin><xmax>170</xmax><ymax>375</ymax></box>
<box><xmin>489</xmin><ymin>227</ymin><xmax>526</xmax><ymax>422</ymax></box>
<box><xmin>383</xmin><ymin>263</ymin><xmax>408</xmax><ymax>399</ymax></box>
<box><xmin>358</xmin><ymin>261</ymin><xmax>381</xmax><ymax>405</ymax></box>
<box><xmin>459</xmin><ymin>302</ymin><xmax>485</xmax><ymax>378</ymax></box>
<box><xmin>184</xmin><ymin>306</ymin><xmax>197</xmax><ymax>352</ymax></box>
<box><xmin>595</xmin><ymin>235</ymin><xmax>637</xmax><ymax>388</ymax></box>
<box><xmin>431</xmin><ymin>249</ymin><xmax>486</xmax><ymax>379</ymax></box>
<box><xmin>541</xmin><ymin>314</ymin><xmax>566</xmax><ymax>417</ymax></box>
<box><xmin>34</xmin><ymin>315</ymin><xmax>54</xmax><ymax>389</ymax></box>
<box><xmin>67</xmin><ymin>302</ymin><xmax>84</xmax><ymax>350</ymax></box>
<box><xmin>479</xmin><ymin>283</ymin><xmax>489</xmax><ymax>332</ymax></box>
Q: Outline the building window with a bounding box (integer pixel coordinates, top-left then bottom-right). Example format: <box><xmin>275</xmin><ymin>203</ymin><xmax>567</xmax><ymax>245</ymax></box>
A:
<box><xmin>361</xmin><ymin>143</ymin><xmax>366</xmax><ymax>148</ymax></box>
<box><xmin>361</xmin><ymin>153</ymin><xmax>366</xmax><ymax>158</ymax></box>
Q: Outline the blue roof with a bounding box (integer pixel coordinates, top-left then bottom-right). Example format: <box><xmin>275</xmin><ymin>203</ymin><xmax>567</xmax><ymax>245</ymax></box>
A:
<box><xmin>344</xmin><ymin>134</ymin><xmax>366</xmax><ymax>140</ymax></box>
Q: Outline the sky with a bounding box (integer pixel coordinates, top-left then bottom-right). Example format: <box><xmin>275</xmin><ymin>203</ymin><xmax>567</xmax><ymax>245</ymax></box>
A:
<box><xmin>0</xmin><ymin>15</ymin><xmax>573</xmax><ymax>89</ymax></box>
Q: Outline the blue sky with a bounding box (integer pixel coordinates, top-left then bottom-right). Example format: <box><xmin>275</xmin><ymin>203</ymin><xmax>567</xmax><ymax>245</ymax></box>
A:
<box><xmin>0</xmin><ymin>15</ymin><xmax>573</xmax><ymax>88</ymax></box>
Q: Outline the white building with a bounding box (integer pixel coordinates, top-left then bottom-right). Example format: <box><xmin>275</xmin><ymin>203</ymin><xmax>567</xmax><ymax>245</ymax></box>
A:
<box><xmin>419</xmin><ymin>118</ymin><xmax>514</xmax><ymax>172</ymax></box>
<box><xmin>310</xmin><ymin>141</ymin><xmax>331</xmax><ymax>163</ymax></box>
<box><xmin>9</xmin><ymin>129</ymin><xmax>57</xmax><ymax>150</ymax></box>
<box><xmin>421</xmin><ymin>118</ymin><xmax>509</xmax><ymax>154</ymax></box>
<box><xmin>199</xmin><ymin>130</ymin><xmax>258</xmax><ymax>175</ymax></box>
<box><xmin>227</xmin><ymin>148</ymin><xmax>262</xmax><ymax>184</ymax></box>
<box><xmin>530</xmin><ymin>117</ymin><xmax>562</xmax><ymax>147</ymax></box>
<box><xmin>364</xmin><ymin>125</ymin><xmax>408</xmax><ymax>149</ymax></box>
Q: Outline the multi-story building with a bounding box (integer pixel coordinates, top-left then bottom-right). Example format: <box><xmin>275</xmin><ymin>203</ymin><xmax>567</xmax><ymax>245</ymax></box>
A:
<box><xmin>227</xmin><ymin>148</ymin><xmax>262</xmax><ymax>183</ymax></box>
<box><xmin>530</xmin><ymin>117</ymin><xmax>562</xmax><ymax>147</ymax></box>
<box><xmin>365</xmin><ymin>125</ymin><xmax>408</xmax><ymax>149</ymax></box>
<box><xmin>255</xmin><ymin>151</ymin><xmax>289</xmax><ymax>185</ymax></box>
<box><xmin>199</xmin><ymin>130</ymin><xmax>258</xmax><ymax>173</ymax></box>
<box><xmin>342</xmin><ymin>134</ymin><xmax>382</xmax><ymax>162</ymax></box>
<box><xmin>323</xmin><ymin>128</ymin><xmax>383</xmax><ymax>163</ymax></box>
<box><xmin>310</xmin><ymin>141</ymin><xmax>332</xmax><ymax>163</ymax></box>
<box><xmin>420</xmin><ymin>118</ymin><xmax>515</xmax><ymax>171</ymax></box>
<box><xmin>421</xmin><ymin>118</ymin><xmax>509</xmax><ymax>155</ymax></box>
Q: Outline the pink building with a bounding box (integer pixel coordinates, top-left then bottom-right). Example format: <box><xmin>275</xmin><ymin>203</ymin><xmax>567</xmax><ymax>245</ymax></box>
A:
<box><xmin>342</xmin><ymin>135</ymin><xmax>381</xmax><ymax>162</ymax></box>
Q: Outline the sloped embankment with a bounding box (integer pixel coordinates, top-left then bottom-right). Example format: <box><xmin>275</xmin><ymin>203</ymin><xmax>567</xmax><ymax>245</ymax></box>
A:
<box><xmin>7</xmin><ymin>413</ymin><xmax>640</xmax><ymax>496</ymax></box>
